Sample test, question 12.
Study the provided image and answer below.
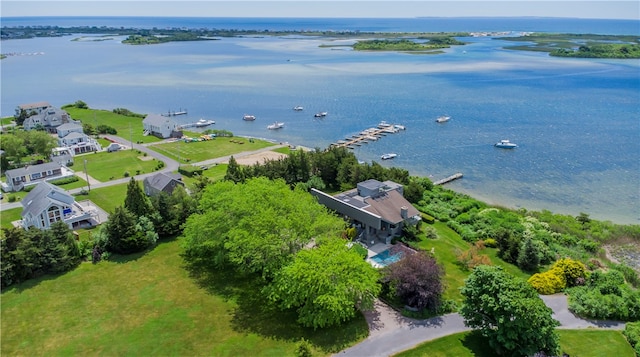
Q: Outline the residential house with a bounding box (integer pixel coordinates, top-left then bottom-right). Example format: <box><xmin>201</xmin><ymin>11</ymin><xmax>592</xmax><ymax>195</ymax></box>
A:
<box><xmin>50</xmin><ymin>147</ymin><xmax>74</xmax><ymax>166</ymax></box>
<box><xmin>23</xmin><ymin>106</ymin><xmax>78</xmax><ymax>133</ymax></box>
<box><xmin>311</xmin><ymin>179</ymin><xmax>421</xmax><ymax>245</ymax></box>
<box><xmin>4</xmin><ymin>162</ymin><xmax>75</xmax><ymax>192</ymax></box>
<box><xmin>143</xmin><ymin>172</ymin><xmax>184</xmax><ymax>196</ymax></box>
<box><xmin>20</xmin><ymin>181</ymin><xmax>99</xmax><ymax>230</ymax></box>
<box><xmin>15</xmin><ymin>101</ymin><xmax>51</xmax><ymax>119</ymax></box>
<box><xmin>56</xmin><ymin>123</ymin><xmax>102</xmax><ymax>154</ymax></box>
<box><xmin>142</xmin><ymin>113</ymin><xmax>182</xmax><ymax>139</ymax></box>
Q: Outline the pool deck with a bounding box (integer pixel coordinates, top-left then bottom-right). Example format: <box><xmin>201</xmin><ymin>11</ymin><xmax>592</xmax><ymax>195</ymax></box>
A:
<box><xmin>365</xmin><ymin>243</ymin><xmax>392</xmax><ymax>268</ymax></box>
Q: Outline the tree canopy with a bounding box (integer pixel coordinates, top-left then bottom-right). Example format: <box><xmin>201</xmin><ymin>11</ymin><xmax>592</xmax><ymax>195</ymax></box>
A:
<box><xmin>460</xmin><ymin>265</ymin><xmax>560</xmax><ymax>357</ymax></box>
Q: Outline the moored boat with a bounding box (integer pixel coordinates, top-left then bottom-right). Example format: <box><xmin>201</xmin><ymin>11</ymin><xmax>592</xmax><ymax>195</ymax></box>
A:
<box><xmin>381</xmin><ymin>153</ymin><xmax>398</xmax><ymax>160</ymax></box>
<box><xmin>495</xmin><ymin>139</ymin><xmax>518</xmax><ymax>149</ymax></box>
<box><xmin>293</xmin><ymin>106</ymin><xmax>304</xmax><ymax>111</ymax></box>
<box><xmin>243</xmin><ymin>114</ymin><xmax>256</xmax><ymax>121</ymax></box>
<box><xmin>435</xmin><ymin>115</ymin><xmax>451</xmax><ymax>123</ymax></box>
<box><xmin>195</xmin><ymin>118</ymin><xmax>215</xmax><ymax>127</ymax></box>
<box><xmin>267</xmin><ymin>122</ymin><xmax>285</xmax><ymax>130</ymax></box>
<box><xmin>314</xmin><ymin>112</ymin><xmax>328</xmax><ymax>118</ymax></box>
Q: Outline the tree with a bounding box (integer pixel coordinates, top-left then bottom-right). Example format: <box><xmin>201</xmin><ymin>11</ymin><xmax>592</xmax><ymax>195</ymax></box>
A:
<box><xmin>182</xmin><ymin>177</ymin><xmax>345</xmax><ymax>278</ymax></box>
<box><xmin>267</xmin><ymin>237</ymin><xmax>381</xmax><ymax>328</ymax></box>
<box><xmin>382</xmin><ymin>250</ymin><xmax>445</xmax><ymax>312</ymax></box>
<box><xmin>517</xmin><ymin>238</ymin><xmax>540</xmax><ymax>272</ymax></box>
<box><xmin>104</xmin><ymin>206</ymin><xmax>155</xmax><ymax>254</ymax></box>
<box><xmin>460</xmin><ymin>266</ymin><xmax>560</xmax><ymax>357</ymax></box>
<box><xmin>124</xmin><ymin>177</ymin><xmax>153</xmax><ymax>218</ymax></box>
<box><xmin>224</xmin><ymin>155</ymin><xmax>245</xmax><ymax>183</ymax></box>
<box><xmin>24</xmin><ymin>130</ymin><xmax>57</xmax><ymax>158</ymax></box>
<box><xmin>0</xmin><ymin>134</ymin><xmax>27</xmax><ymax>162</ymax></box>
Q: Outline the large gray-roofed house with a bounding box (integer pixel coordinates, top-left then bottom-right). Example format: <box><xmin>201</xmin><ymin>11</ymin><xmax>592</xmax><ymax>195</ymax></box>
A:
<box><xmin>4</xmin><ymin>162</ymin><xmax>74</xmax><ymax>192</ymax></box>
<box><xmin>143</xmin><ymin>172</ymin><xmax>184</xmax><ymax>197</ymax></box>
<box><xmin>311</xmin><ymin>179</ymin><xmax>421</xmax><ymax>245</ymax></box>
<box><xmin>23</xmin><ymin>106</ymin><xmax>77</xmax><ymax>133</ymax></box>
<box><xmin>15</xmin><ymin>102</ymin><xmax>51</xmax><ymax>118</ymax></box>
<box><xmin>20</xmin><ymin>181</ymin><xmax>99</xmax><ymax>230</ymax></box>
<box><xmin>142</xmin><ymin>114</ymin><xmax>182</xmax><ymax>139</ymax></box>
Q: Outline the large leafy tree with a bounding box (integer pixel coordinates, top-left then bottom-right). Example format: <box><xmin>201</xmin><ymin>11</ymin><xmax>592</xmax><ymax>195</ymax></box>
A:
<box><xmin>460</xmin><ymin>265</ymin><xmax>560</xmax><ymax>357</ymax></box>
<box><xmin>267</xmin><ymin>237</ymin><xmax>381</xmax><ymax>328</ymax></box>
<box><xmin>382</xmin><ymin>250</ymin><xmax>444</xmax><ymax>312</ymax></box>
<box><xmin>150</xmin><ymin>185</ymin><xmax>196</xmax><ymax>237</ymax></box>
<box><xmin>182</xmin><ymin>177</ymin><xmax>345</xmax><ymax>278</ymax></box>
<box><xmin>104</xmin><ymin>206</ymin><xmax>156</xmax><ymax>254</ymax></box>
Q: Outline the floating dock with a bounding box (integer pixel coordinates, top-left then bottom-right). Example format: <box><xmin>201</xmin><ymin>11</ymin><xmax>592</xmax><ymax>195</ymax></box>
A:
<box><xmin>330</xmin><ymin>121</ymin><xmax>405</xmax><ymax>149</ymax></box>
<box><xmin>162</xmin><ymin>108</ymin><xmax>188</xmax><ymax>117</ymax></box>
<box><xmin>433</xmin><ymin>173</ymin><xmax>463</xmax><ymax>185</ymax></box>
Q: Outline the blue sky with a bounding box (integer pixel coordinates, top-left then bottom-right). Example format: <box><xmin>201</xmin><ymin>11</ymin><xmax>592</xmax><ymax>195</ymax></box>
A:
<box><xmin>2</xmin><ymin>1</ymin><xmax>639</xmax><ymax>19</ymax></box>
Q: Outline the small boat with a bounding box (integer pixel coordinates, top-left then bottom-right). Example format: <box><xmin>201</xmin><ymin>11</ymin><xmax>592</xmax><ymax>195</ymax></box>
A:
<box><xmin>381</xmin><ymin>153</ymin><xmax>398</xmax><ymax>160</ymax></box>
<box><xmin>195</xmin><ymin>119</ymin><xmax>215</xmax><ymax>127</ymax></box>
<box><xmin>314</xmin><ymin>112</ymin><xmax>328</xmax><ymax>118</ymax></box>
<box><xmin>293</xmin><ymin>106</ymin><xmax>304</xmax><ymax>111</ymax></box>
<box><xmin>495</xmin><ymin>139</ymin><xmax>518</xmax><ymax>149</ymax></box>
<box><xmin>394</xmin><ymin>124</ymin><xmax>406</xmax><ymax>130</ymax></box>
<box><xmin>378</xmin><ymin>121</ymin><xmax>392</xmax><ymax>128</ymax></box>
<box><xmin>267</xmin><ymin>122</ymin><xmax>284</xmax><ymax>130</ymax></box>
<box><xmin>436</xmin><ymin>115</ymin><xmax>451</xmax><ymax>123</ymax></box>
<box><xmin>243</xmin><ymin>114</ymin><xmax>256</xmax><ymax>121</ymax></box>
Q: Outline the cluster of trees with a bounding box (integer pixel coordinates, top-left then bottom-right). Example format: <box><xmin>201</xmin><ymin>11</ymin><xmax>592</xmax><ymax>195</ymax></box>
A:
<box><xmin>182</xmin><ymin>177</ymin><xmax>381</xmax><ymax>328</ymax></box>
<box><xmin>225</xmin><ymin>146</ymin><xmax>429</xmax><ymax>204</ymax></box>
<box><xmin>353</xmin><ymin>38</ymin><xmax>463</xmax><ymax>51</ymax></box>
<box><xmin>0</xmin><ymin>130</ymin><xmax>58</xmax><ymax>169</ymax></box>
<box><xmin>122</xmin><ymin>33</ymin><xmax>217</xmax><ymax>45</ymax></box>
<box><xmin>551</xmin><ymin>44</ymin><xmax>640</xmax><ymax>58</ymax></box>
<box><xmin>82</xmin><ymin>123</ymin><xmax>117</xmax><ymax>135</ymax></box>
<box><xmin>112</xmin><ymin>108</ymin><xmax>145</xmax><ymax>118</ymax></box>
<box><xmin>1</xmin><ymin>222</ymin><xmax>81</xmax><ymax>289</ymax></box>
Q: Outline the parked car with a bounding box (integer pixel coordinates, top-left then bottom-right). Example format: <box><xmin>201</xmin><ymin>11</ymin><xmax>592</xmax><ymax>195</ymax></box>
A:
<box><xmin>106</xmin><ymin>143</ymin><xmax>121</xmax><ymax>152</ymax></box>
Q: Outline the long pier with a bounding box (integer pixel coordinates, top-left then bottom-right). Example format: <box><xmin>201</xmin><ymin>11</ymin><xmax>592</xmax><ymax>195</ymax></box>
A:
<box><xmin>433</xmin><ymin>173</ymin><xmax>463</xmax><ymax>185</ymax></box>
<box><xmin>330</xmin><ymin>121</ymin><xmax>405</xmax><ymax>149</ymax></box>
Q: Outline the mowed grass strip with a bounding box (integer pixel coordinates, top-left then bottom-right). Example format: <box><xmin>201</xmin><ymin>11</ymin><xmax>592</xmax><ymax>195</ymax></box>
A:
<box><xmin>393</xmin><ymin>330</ymin><xmax>635</xmax><ymax>357</ymax></box>
<box><xmin>151</xmin><ymin>136</ymin><xmax>276</xmax><ymax>164</ymax></box>
<box><xmin>64</xmin><ymin>107</ymin><xmax>161</xmax><ymax>144</ymax></box>
<box><xmin>80</xmin><ymin>150</ymin><xmax>162</xmax><ymax>182</ymax></box>
<box><xmin>0</xmin><ymin>238</ymin><xmax>369</xmax><ymax>356</ymax></box>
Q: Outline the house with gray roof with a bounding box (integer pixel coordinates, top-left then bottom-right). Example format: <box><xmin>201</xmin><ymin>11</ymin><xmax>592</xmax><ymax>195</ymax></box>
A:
<box><xmin>311</xmin><ymin>179</ymin><xmax>421</xmax><ymax>245</ymax></box>
<box><xmin>142</xmin><ymin>114</ymin><xmax>182</xmax><ymax>139</ymax></box>
<box><xmin>4</xmin><ymin>162</ymin><xmax>75</xmax><ymax>192</ymax></box>
<box><xmin>23</xmin><ymin>106</ymin><xmax>78</xmax><ymax>133</ymax></box>
<box><xmin>15</xmin><ymin>101</ymin><xmax>51</xmax><ymax>118</ymax></box>
<box><xmin>143</xmin><ymin>172</ymin><xmax>184</xmax><ymax>196</ymax></box>
<box><xmin>56</xmin><ymin>123</ymin><xmax>102</xmax><ymax>154</ymax></box>
<box><xmin>20</xmin><ymin>181</ymin><xmax>99</xmax><ymax>230</ymax></box>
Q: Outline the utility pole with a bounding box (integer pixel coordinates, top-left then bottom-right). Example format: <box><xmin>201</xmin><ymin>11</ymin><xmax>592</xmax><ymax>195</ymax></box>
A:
<box><xmin>84</xmin><ymin>159</ymin><xmax>91</xmax><ymax>192</ymax></box>
<box><xmin>129</xmin><ymin>122</ymin><xmax>133</xmax><ymax>150</ymax></box>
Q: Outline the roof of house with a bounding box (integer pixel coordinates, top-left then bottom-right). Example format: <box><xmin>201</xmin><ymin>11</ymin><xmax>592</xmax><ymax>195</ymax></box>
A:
<box><xmin>143</xmin><ymin>113</ymin><xmax>174</xmax><ymax>126</ymax></box>
<box><xmin>61</xmin><ymin>132</ymin><xmax>87</xmax><ymax>140</ymax></box>
<box><xmin>364</xmin><ymin>189</ymin><xmax>420</xmax><ymax>224</ymax></box>
<box><xmin>5</xmin><ymin>162</ymin><xmax>62</xmax><ymax>178</ymax></box>
<box><xmin>57</xmin><ymin>122</ymin><xmax>83</xmax><ymax>131</ymax></box>
<box><xmin>21</xmin><ymin>181</ymin><xmax>75</xmax><ymax>219</ymax></box>
<box><xmin>143</xmin><ymin>172</ymin><xmax>183</xmax><ymax>191</ymax></box>
<box><xmin>18</xmin><ymin>102</ymin><xmax>50</xmax><ymax>110</ymax></box>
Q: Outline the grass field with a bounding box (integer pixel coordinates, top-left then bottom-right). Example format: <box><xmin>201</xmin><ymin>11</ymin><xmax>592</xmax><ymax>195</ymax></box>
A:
<box><xmin>393</xmin><ymin>330</ymin><xmax>635</xmax><ymax>357</ymax></box>
<box><xmin>80</xmin><ymin>150</ymin><xmax>163</xmax><ymax>182</ymax></box>
<box><xmin>64</xmin><ymin>107</ymin><xmax>161</xmax><ymax>144</ymax></box>
<box><xmin>0</xmin><ymin>176</ymin><xmax>88</xmax><ymax>205</ymax></box>
<box><xmin>0</xmin><ymin>237</ymin><xmax>369</xmax><ymax>356</ymax></box>
<box><xmin>151</xmin><ymin>136</ymin><xmax>276</xmax><ymax>164</ymax></box>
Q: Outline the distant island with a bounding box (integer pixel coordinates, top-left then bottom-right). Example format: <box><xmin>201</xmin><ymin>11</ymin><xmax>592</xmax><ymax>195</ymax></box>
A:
<box><xmin>2</xmin><ymin>25</ymin><xmax>639</xmax><ymax>58</ymax></box>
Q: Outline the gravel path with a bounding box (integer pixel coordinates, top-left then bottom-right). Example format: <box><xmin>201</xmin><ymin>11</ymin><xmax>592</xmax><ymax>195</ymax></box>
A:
<box><xmin>337</xmin><ymin>294</ymin><xmax>626</xmax><ymax>357</ymax></box>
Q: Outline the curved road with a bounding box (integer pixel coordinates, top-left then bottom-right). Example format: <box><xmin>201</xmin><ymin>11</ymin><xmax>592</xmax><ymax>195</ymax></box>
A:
<box><xmin>337</xmin><ymin>294</ymin><xmax>626</xmax><ymax>357</ymax></box>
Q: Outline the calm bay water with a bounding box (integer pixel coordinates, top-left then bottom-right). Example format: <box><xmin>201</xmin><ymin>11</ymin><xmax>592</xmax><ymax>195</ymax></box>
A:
<box><xmin>1</xmin><ymin>17</ymin><xmax>639</xmax><ymax>224</ymax></box>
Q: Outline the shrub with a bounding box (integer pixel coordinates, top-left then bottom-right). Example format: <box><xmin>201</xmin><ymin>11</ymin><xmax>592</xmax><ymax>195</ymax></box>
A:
<box><xmin>624</xmin><ymin>321</ymin><xmax>640</xmax><ymax>351</ymax></box>
<box><xmin>123</xmin><ymin>171</ymin><xmax>130</xmax><ymax>177</ymax></box>
<box><xmin>350</xmin><ymin>243</ymin><xmax>368</xmax><ymax>260</ymax></box>
<box><xmin>483</xmin><ymin>238</ymin><xmax>498</xmax><ymax>248</ymax></box>
<box><xmin>178</xmin><ymin>165</ymin><xmax>202</xmax><ymax>177</ymax></box>
<box><xmin>611</xmin><ymin>263</ymin><xmax>640</xmax><ymax>288</ymax></box>
<box><xmin>421</xmin><ymin>213</ymin><xmax>435</xmax><ymax>224</ymax></box>
<box><xmin>7</xmin><ymin>195</ymin><xmax>16</xmax><ymax>202</ymax></box>
<box><xmin>49</xmin><ymin>176</ymin><xmax>79</xmax><ymax>185</ymax></box>
<box><xmin>295</xmin><ymin>338</ymin><xmax>313</xmax><ymax>357</ymax></box>
<box><xmin>554</xmin><ymin>258</ymin><xmax>587</xmax><ymax>287</ymax></box>
<box><xmin>528</xmin><ymin>267</ymin><xmax>566</xmax><ymax>294</ymax></box>
<box><xmin>456</xmin><ymin>243</ymin><xmax>492</xmax><ymax>271</ymax></box>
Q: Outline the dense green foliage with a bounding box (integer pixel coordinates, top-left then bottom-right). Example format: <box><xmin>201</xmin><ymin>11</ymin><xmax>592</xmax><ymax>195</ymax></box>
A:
<box><xmin>498</xmin><ymin>33</ymin><xmax>640</xmax><ymax>58</ymax></box>
<box><xmin>353</xmin><ymin>38</ymin><xmax>463</xmax><ymax>51</ymax></box>
<box><xmin>267</xmin><ymin>237</ymin><xmax>381</xmax><ymax>328</ymax></box>
<box><xmin>567</xmin><ymin>269</ymin><xmax>640</xmax><ymax>321</ymax></box>
<box><xmin>1</xmin><ymin>222</ymin><xmax>81</xmax><ymax>289</ymax></box>
<box><xmin>623</xmin><ymin>321</ymin><xmax>640</xmax><ymax>355</ymax></box>
<box><xmin>460</xmin><ymin>266</ymin><xmax>560</xmax><ymax>357</ymax></box>
<box><xmin>122</xmin><ymin>32</ymin><xmax>218</xmax><ymax>45</ymax></box>
<box><xmin>95</xmin><ymin>206</ymin><xmax>158</xmax><ymax>254</ymax></box>
<box><xmin>149</xmin><ymin>186</ymin><xmax>197</xmax><ymax>237</ymax></box>
<box><xmin>552</xmin><ymin>44</ymin><xmax>640</xmax><ymax>58</ymax></box>
<box><xmin>0</xmin><ymin>130</ymin><xmax>58</xmax><ymax>166</ymax></box>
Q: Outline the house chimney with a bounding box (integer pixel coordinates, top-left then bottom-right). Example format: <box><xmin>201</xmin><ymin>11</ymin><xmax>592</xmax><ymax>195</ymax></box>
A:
<box><xmin>400</xmin><ymin>206</ymin><xmax>408</xmax><ymax>219</ymax></box>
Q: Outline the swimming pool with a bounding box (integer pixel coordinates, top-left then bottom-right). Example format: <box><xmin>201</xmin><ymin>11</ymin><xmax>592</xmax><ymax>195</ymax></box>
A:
<box><xmin>370</xmin><ymin>249</ymin><xmax>403</xmax><ymax>267</ymax></box>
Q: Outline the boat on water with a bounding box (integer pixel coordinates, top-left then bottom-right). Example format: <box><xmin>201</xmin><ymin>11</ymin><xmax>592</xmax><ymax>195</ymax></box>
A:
<box><xmin>162</xmin><ymin>108</ymin><xmax>188</xmax><ymax>117</ymax></box>
<box><xmin>314</xmin><ymin>112</ymin><xmax>328</xmax><ymax>118</ymax></box>
<box><xmin>195</xmin><ymin>119</ymin><xmax>215</xmax><ymax>127</ymax></box>
<box><xmin>267</xmin><ymin>122</ymin><xmax>285</xmax><ymax>130</ymax></box>
<box><xmin>381</xmin><ymin>153</ymin><xmax>398</xmax><ymax>160</ymax></box>
<box><xmin>495</xmin><ymin>139</ymin><xmax>518</xmax><ymax>149</ymax></box>
<box><xmin>243</xmin><ymin>114</ymin><xmax>256</xmax><ymax>121</ymax></box>
<box><xmin>435</xmin><ymin>115</ymin><xmax>451</xmax><ymax>123</ymax></box>
<box><xmin>293</xmin><ymin>106</ymin><xmax>304</xmax><ymax>111</ymax></box>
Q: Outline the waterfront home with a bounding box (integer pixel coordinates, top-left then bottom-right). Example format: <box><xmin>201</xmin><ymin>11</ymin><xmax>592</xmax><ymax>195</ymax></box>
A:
<box><xmin>22</xmin><ymin>106</ymin><xmax>78</xmax><ymax>133</ymax></box>
<box><xmin>50</xmin><ymin>147</ymin><xmax>74</xmax><ymax>166</ymax></box>
<box><xmin>20</xmin><ymin>181</ymin><xmax>99</xmax><ymax>230</ymax></box>
<box><xmin>14</xmin><ymin>101</ymin><xmax>51</xmax><ymax>118</ymax></box>
<box><xmin>3</xmin><ymin>162</ymin><xmax>75</xmax><ymax>192</ymax></box>
<box><xmin>142</xmin><ymin>114</ymin><xmax>182</xmax><ymax>139</ymax></box>
<box><xmin>311</xmin><ymin>179</ymin><xmax>421</xmax><ymax>245</ymax></box>
<box><xmin>143</xmin><ymin>172</ymin><xmax>184</xmax><ymax>197</ymax></box>
<box><xmin>57</xmin><ymin>123</ymin><xmax>102</xmax><ymax>154</ymax></box>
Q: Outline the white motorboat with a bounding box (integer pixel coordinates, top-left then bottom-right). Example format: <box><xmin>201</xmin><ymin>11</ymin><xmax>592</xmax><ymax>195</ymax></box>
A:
<box><xmin>495</xmin><ymin>139</ymin><xmax>518</xmax><ymax>149</ymax></box>
<box><xmin>436</xmin><ymin>115</ymin><xmax>451</xmax><ymax>123</ymax></box>
<box><xmin>381</xmin><ymin>153</ymin><xmax>398</xmax><ymax>160</ymax></box>
<box><xmin>293</xmin><ymin>106</ymin><xmax>304</xmax><ymax>111</ymax></box>
<box><xmin>267</xmin><ymin>122</ymin><xmax>284</xmax><ymax>130</ymax></box>
<box><xmin>243</xmin><ymin>114</ymin><xmax>256</xmax><ymax>121</ymax></box>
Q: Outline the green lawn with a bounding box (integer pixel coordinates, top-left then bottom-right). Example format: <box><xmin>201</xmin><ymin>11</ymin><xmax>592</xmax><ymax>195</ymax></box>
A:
<box><xmin>0</xmin><ymin>208</ymin><xmax>22</xmax><ymax>229</ymax></box>
<box><xmin>393</xmin><ymin>330</ymin><xmax>635</xmax><ymax>357</ymax></box>
<box><xmin>80</xmin><ymin>150</ymin><xmax>163</xmax><ymax>182</ymax></box>
<box><xmin>0</xmin><ymin>176</ymin><xmax>88</xmax><ymax>205</ymax></box>
<box><xmin>151</xmin><ymin>136</ymin><xmax>276</xmax><ymax>164</ymax></box>
<box><xmin>0</xmin><ymin>238</ymin><xmax>369</xmax><ymax>356</ymax></box>
<box><xmin>76</xmin><ymin>182</ymin><xmax>128</xmax><ymax>214</ymax></box>
<box><xmin>64</xmin><ymin>107</ymin><xmax>161</xmax><ymax>144</ymax></box>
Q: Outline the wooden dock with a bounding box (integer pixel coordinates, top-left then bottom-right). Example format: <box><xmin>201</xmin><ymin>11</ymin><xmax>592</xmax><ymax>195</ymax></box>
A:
<box><xmin>330</xmin><ymin>122</ymin><xmax>405</xmax><ymax>149</ymax></box>
<box><xmin>433</xmin><ymin>173</ymin><xmax>463</xmax><ymax>185</ymax></box>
